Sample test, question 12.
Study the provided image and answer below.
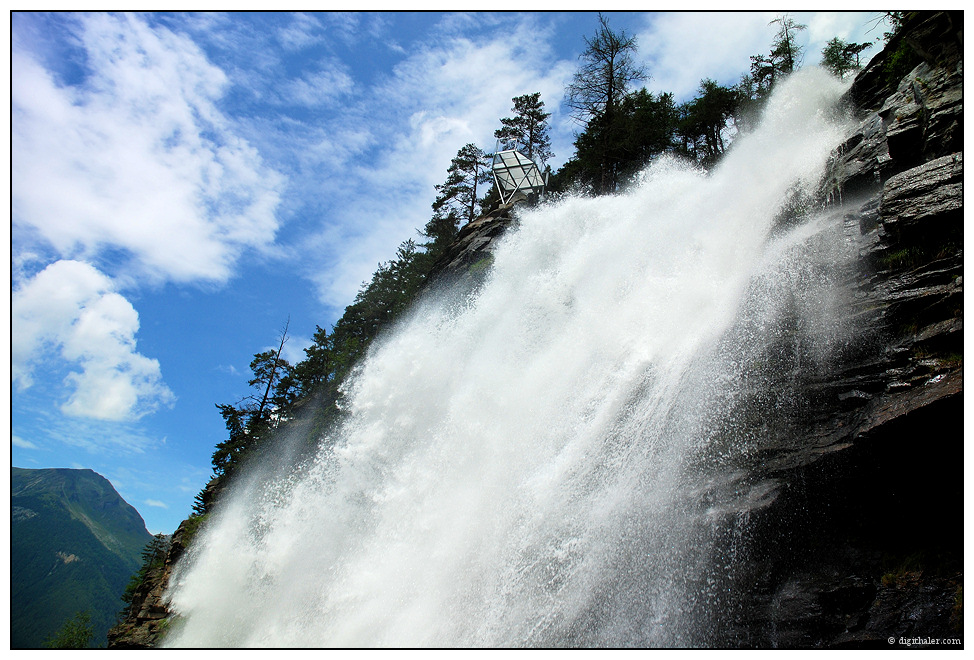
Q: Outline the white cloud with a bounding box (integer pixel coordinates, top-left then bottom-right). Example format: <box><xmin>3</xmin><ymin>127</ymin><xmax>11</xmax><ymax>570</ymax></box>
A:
<box><xmin>12</xmin><ymin>436</ymin><xmax>40</xmax><ymax>450</ymax></box>
<box><xmin>277</xmin><ymin>12</ymin><xmax>326</xmax><ymax>51</ymax></box>
<box><xmin>639</xmin><ymin>12</ymin><xmax>779</xmax><ymax>101</ymax></box>
<box><xmin>145</xmin><ymin>499</ymin><xmax>169</xmax><ymax>509</ymax></box>
<box><xmin>797</xmin><ymin>12</ymin><xmax>884</xmax><ymax>67</ymax></box>
<box><xmin>639</xmin><ymin>12</ymin><xmax>884</xmax><ymax>101</ymax></box>
<box><xmin>216</xmin><ymin>364</ymin><xmax>241</xmax><ymax>377</ymax></box>
<box><xmin>278</xmin><ymin>64</ymin><xmax>354</xmax><ymax>107</ymax></box>
<box><xmin>303</xmin><ymin>16</ymin><xmax>575</xmax><ymax>308</ymax></box>
<box><xmin>800</xmin><ymin>12</ymin><xmax>884</xmax><ymax>47</ymax></box>
<box><xmin>11</xmin><ymin>12</ymin><xmax>284</xmax><ymax>286</ymax></box>
<box><xmin>12</xmin><ymin>259</ymin><xmax>175</xmax><ymax>421</ymax></box>
<box><xmin>319</xmin><ymin>12</ymin><xmax>365</xmax><ymax>46</ymax></box>
<box><xmin>280</xmin><ymin>334</ymin><xmax>312</xmax><ymax>367</ymax></box>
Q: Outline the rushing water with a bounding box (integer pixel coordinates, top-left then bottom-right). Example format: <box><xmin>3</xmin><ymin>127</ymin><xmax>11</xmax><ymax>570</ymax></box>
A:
<box><xmin>163</xmin><ymin>69</ymin><xmax>857</xmax><ymax>648</ymax></box>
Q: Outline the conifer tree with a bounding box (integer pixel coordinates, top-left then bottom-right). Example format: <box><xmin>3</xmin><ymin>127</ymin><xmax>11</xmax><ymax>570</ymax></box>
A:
<box><xmin>821</xmin><ymin>37</ymin><xmax>872</xmax><ymax>78</ymax></box>
<box><xmin>565</xmin><ymin>13</ymin><xmax>647</xmax><ymax>193</ymax></box>
<box><xmin>432</xmin><ymin>143</ymin><xmax>491</xmax><ymax>225</ymax></box>
<box><xmin>743</xmin><ymin>15</ymin><xmax>808</xmax><ymax>113</ymax></box>
<box><xmin>567</xmin><ymin>86</ymin><xmax>679</xmax><ymax>189</ymax></box>
<box><xmin>120</xmin><ymin>534</ymin><xmax>172</xmax><ymax>619</ymax></box>
<box><xmin>211</xmin><ymin>320</ymin><xmax>294</xmax><ymax>477</ymax></box>
<box><xmin>769</xmin><ymin>14</ymin><xmax>807</xmax><ymax>75</ymax></box>
<box><xmin>248</xmin><ymin>349</ymin><xmax>291</xmax><ymax>423</ymax></box>
<box><xmin>422</xmin><ymin>209</ymin><xmax>461</xmax><ymax>255</ymax></box>
<box><xmin>748</xmin><ymin>54</ymin><xmax>777</xmax><ymax>97</ymax></box>
<box><xmin>295</xmin><ymin>325</ymin><xmax>334</xmax><ymax>390</ymax></box>
<box><xmin>682</xmin><ymin>79</ymin><xmax>739</xmax><ymax>165</ymax></box>
<box><xmin>733</xmin><ymin>73</ymin><xmax>763</xmax><ymax>133</ymax></box>
<box><xmin>494</xmin><ymin>92</ymin><xmax>553</xmax><ymax>164</ymax></box>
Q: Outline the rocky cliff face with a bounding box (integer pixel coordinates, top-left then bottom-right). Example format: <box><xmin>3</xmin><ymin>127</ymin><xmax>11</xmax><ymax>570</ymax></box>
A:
<box><xmin>422</xmin><ymin>204</ymin><xmax>516</xmax><ymax>293</ymax></box>
<box><xmin>108</xmin><ymin>11</ymin><xmax>962</xmax><ymax>649</ymax></box>
<box><xmin>704</xmin><ymin>10</ymin><xmax>963</xmax><ymax>648</ymax></box>
<box><xmin>106</xmin><ymin>516</ymin><xmax>197</xmax><ymax>648</ymax></box>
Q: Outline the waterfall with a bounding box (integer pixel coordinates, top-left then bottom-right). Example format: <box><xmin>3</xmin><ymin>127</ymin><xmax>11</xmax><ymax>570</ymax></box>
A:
<box><xmin>163</xmin><ymin>69</ymin><xmax>857</xmax><ymax>648</ymax></box>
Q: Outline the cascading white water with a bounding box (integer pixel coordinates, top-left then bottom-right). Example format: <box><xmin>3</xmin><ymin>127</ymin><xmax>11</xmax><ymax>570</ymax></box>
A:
<box><xmin>163</xmin><ymin>69</ymin><xmax>857</xmax><ymax>648</ymax></box>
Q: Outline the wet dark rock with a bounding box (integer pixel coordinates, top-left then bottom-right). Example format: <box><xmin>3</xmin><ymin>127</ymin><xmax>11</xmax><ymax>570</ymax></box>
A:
<box><xmin>879</xmin><ymin>153</ymin><xmax>963</xmax><ymax>244</ymax></box>
<box><xmin>771</xmin><ymin>571</ymin><xmax>878</xmax><ymax>648</ymax></box>
<box><xmin>846</xmin><ymin>11</ymin><xmax>962</xmax><ymax>115</ymax></box>
<box><xmin>903</xmin><ymin>10</ymin><xmax>964</xmax><ymax>70</ymax></box>
<box><xmin>423</xmin><ymin>204</ymin><xmax>515</xmax><ymax>290</ymax></box>
<box><xmin>107</xmin><ymin>517</ymin><xmax>195</xmax><ymax>648</ymax></box>
<box><xmin>712</xmin><ymin>14</ymin><xmax>963</xmax><ymax>646</ymax></box>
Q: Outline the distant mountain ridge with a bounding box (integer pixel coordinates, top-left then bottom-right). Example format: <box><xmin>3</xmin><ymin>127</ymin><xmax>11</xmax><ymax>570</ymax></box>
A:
<box><xmin>11</xmin><ymin>466</ymin><xmax>153</xmax><ymax>648</ymax></box>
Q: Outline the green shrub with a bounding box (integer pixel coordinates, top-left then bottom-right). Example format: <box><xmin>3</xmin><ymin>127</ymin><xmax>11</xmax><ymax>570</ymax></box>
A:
<box><xmin>180</xmin><ymin>513</ymin><xmax>210</xmax><ymax>550</ymax></box>
<box><xmin>45</xmin><ymin>611</ymin><xmax>94</xmax><ymax>649</ymax></box>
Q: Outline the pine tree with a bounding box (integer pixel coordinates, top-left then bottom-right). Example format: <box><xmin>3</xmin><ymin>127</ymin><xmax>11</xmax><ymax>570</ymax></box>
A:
<box><xmin>821</xmin><ymin>38</ymin><xmax>850</xmax><ymax>78</ymax></box>
<box><xmin>494</xmin><ymin>92</ymin><xmax>553</xmax><ymax>164</ymax></box>
<box><xmin>748</xmin><ymin>53</ymin><xmax>777</xmax><ymax>97</ymax></box>
<box><xmin>247</xmin><ymin>318</ymin><xmax>293</xmax><ymax>425</ymax></box>
<box><xmin>422</xmin><ymin>209</ymin><xmax>461</xmax><ymax>255</ymax></box>
<box><xmin>733</xmin><ymin>73</ymin><xmax>763</xmax><ymax>133</ymax></box>
<box><xmin>769</xmin><ymin>14</ymin><xmax>807</xmax><ymax>75</ymax></box>
<box><xmin>191</xmin><ymin>490</ymin><xmax>207</xmax><ymax>516</ymax></box>
<box><xmin>615</xmin><ymin>88</ymin><xmax>678</xmax><ymax>179</ymax></box>
<box><xmin>844</xmin><ymin>41</ymin><xmax>872</xmax><ymax>69</ymax></box>
<box><xmin>295</xmin><ymin>325</ymin><xmax>334</xmax><ymax>391</ymax></box>
<box><xmin>685</xmin><ymin>79</ymin><xmax>739</xmax><ymax>165</ymax></box>
<box><xmin>120</xmin><ymin>534</ymin><xmax>172</xmax><ymax>620</ymax></box>
<box><xmin>210</xmin><ymin>320</ymin><xmax>295</xmax><ymax>477</ymax></box>
<box><xmin>821</xmin><ymin>37</ymin><xmax>872</xmax><ymax>79</ymax></box>
<box><xmin>432</xmin><ymin>143</ymin><xmax>491</xmax><ymax>225</ymax></box>
<box><xmin>211</xmin><ymin>404</ymin><xmax>251</xmax><ymax>477</ymax></box>
<box><xmin>565</xmin><ymin>13</ymin><xmax>647</xmax><ymax>193</ymax></box>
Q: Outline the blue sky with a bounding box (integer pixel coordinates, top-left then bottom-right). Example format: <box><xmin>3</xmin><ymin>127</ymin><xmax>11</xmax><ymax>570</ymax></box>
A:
<box><xmin>10</xmin><ymin>11</ymin><xmax>884</xmax><ymax>534</ymax></box>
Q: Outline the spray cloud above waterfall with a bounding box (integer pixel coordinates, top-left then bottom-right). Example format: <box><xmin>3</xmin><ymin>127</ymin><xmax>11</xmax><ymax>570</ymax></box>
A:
<box><xmin>162</xmin><ymin>68</ymin><xmax>859</xmax><ymax>647</ymax></box>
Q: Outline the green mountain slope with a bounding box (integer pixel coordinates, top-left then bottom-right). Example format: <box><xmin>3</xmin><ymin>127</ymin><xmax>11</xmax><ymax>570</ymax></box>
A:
<box><xmin>11</xmin><ymin>467</ymin><xmax>153</xmax><ymax>648</ymax></box>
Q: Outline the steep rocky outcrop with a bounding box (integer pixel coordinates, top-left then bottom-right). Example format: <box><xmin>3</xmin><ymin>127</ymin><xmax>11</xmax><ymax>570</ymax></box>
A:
<box><xmin>703</xmin><ymin>11</ymin><xmax>963</xmax><ymax>648</ymax></box>
<box><xmin>423</xmin><ymin>204</ymin><xmax>517</xmax><ymax>291</ymax></box>
<box><xmin>107</xmin><ymin>515</ymin><xmax>198</xmax><ymax>648</ymax></box>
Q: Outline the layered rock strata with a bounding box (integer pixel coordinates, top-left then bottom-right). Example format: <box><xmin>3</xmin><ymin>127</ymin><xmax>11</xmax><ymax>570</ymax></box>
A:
<box><xmin>706</xmin><ymin>11</ymin><xmax>962</xmax><ymax>648</ymax></box>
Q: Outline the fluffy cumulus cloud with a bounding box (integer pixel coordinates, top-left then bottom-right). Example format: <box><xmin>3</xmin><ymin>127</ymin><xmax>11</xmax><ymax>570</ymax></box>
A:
<box><xmin>11</xmin><ymin>12</ymin><xmax>284</xmax><ymax>285</ymax></box>
<box><xmin>12</xmin><ymin>260</ymin><xmax>175</xmax><ymax>422</ymax></box>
